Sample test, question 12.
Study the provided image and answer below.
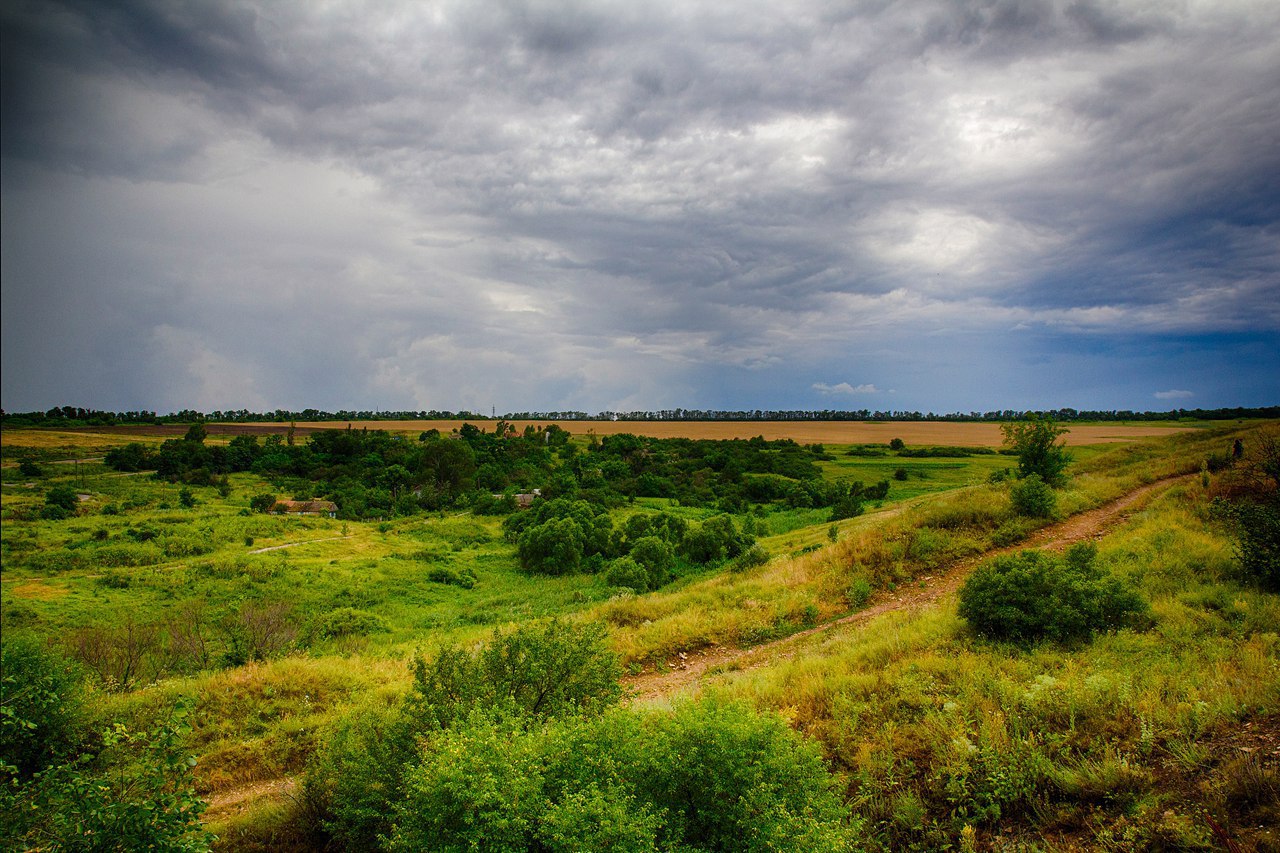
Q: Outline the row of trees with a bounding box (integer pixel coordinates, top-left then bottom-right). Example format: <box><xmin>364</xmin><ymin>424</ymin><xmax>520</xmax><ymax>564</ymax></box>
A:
<box><xmin>9</xmin><ymin>405</ymin><xmax>1277</xmax><ymax>428</ymax></box>
<box><xmin>101</xmin><ymin>424</ymin><xmax>888</xmax><ymax>522</ymax></box>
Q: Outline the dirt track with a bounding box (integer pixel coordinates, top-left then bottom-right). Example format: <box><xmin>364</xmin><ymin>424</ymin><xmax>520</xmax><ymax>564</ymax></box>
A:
<box><xmin>624</xmin><ymin>474</ymin><xmax>1193</xmax><ymax>702</ymax></box>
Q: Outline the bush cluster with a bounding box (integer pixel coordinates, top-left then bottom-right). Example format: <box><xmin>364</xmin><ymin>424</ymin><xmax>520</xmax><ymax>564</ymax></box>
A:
<box><xmin>305</xmin><ymin>619</ymin><xmax>853</xmax><ymax>850</ymax></box>
<box><xmin>958</xmin><ymin>545</ymin><xmax>1149</xmax><ymax>644</ymax></box>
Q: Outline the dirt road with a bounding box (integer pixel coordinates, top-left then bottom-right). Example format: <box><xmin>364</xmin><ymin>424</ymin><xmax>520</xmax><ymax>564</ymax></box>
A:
<box><xmin>624</xmin><ymin>474</ymin><xmax>1191</xmax><ymax>702</ymax></box>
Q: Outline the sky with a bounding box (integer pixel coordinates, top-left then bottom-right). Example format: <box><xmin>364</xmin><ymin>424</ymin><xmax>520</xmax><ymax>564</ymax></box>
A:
<box><xmin>3</xmin><ymin>0</ymin><xmax>1278</xmax><ymax>416</ymax></box>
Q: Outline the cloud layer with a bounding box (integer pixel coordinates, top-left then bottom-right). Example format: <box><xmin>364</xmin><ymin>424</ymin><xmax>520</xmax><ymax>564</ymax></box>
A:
<box><xmin>3</xmin><ymin>0</ymin><xmax>1278</xmax><ymax>413</ymax></box>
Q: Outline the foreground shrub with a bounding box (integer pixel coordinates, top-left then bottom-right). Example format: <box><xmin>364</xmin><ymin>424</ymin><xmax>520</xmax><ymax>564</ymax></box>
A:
<box><xmin>958</xmin><ymin>544</ymin><xmax>1148</xmax><ymax>644</ymax></box>
<box><xmin>0</xmin><ymin>637</ymin><xmax>85</xmax><ymax>779</ymax></box>
<box><xmin>387</xmin><ymin>701</ymin><xmax>853</xmax><ymax>852</ymax></box>
<box><xmin>2</xmin><ymin>701</ymin><xmax>213</xmax><ymax>852</ymax></box>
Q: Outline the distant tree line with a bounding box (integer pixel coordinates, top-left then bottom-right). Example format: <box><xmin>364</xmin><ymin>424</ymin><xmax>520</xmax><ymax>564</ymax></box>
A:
<box><xmin>100</xmin><ymin>424</ymin><xmax>887</xmax><ymax>527</ymax></box>
<box><xmin>5</xmin><ymin>403</ymin><xmax>1277</xmax><ymax>428</ymax></box>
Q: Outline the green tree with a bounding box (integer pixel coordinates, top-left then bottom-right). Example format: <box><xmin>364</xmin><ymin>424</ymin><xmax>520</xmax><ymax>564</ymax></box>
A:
<box><xmin>249</xmin><ymin>493</ymin><xmax>277</xmax><ymax>513</ymax></box>
<box><xmin>1001</xmin><ymin>414</ymin><xmax>1071</xmax><ymax>486</ymax></box>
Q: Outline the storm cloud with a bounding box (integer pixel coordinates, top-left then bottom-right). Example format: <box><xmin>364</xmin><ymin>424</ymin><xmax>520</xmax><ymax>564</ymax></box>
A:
<box><xmin>3</xmin><ymin>0</ymin><xmax>1278</xmax><ymax>413</ymax></box>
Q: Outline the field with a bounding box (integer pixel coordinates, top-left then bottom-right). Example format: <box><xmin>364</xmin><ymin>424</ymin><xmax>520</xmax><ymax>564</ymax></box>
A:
<box><xmin>2</xmin><ymin>418</ymin><xmax>1277</xmax><ymax>851</ymax></box>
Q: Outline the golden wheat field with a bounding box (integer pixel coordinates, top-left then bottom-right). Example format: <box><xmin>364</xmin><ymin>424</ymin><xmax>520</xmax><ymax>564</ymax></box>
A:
<box><xmin>260</xmin><ymin>419</ymin><xmax>1196</xmax><ymax>446</ymax></box>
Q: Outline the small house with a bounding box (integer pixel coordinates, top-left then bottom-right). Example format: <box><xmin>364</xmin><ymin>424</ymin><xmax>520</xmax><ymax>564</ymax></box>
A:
<box><xmin>271</xmin><ymin>499</ymin><xmax>338</xmax><ymax>518</ymax></box>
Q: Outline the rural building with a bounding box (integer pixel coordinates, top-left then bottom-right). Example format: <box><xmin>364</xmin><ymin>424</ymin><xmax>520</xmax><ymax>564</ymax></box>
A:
<box><xmin>271</xmin><ymin>499</ymin><xmax>338</xmax><ymax>518</ymax></box>
<box><xmin>492</xmin><ymin>488</ymin><xmax>542</xmax><ymax>509</ymax></box>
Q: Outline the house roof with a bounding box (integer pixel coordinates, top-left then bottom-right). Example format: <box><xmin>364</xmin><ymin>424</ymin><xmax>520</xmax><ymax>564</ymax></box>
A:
<box><xmin>272</xmin><ymin>499</ymin><xmax>337</xmax><ymax>513</ymax></box>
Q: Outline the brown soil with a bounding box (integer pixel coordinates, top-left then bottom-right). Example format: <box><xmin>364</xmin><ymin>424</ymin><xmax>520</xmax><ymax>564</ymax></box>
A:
<box><xmin>203</xmin><ymin>776</ymin><xmax>298</xmax><ymax>823</ymax></box>
<box><xmin>624</xmin><ymin>474</ymin><xmax>1193</xmax><ymax>703</ymax></box>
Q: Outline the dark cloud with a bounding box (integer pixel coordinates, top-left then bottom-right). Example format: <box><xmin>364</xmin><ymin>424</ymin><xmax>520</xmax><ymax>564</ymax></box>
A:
<box><xmin>2</xmin><ymin>0</ymin><xmax>1277</xmax><ymax>413</ymax></box>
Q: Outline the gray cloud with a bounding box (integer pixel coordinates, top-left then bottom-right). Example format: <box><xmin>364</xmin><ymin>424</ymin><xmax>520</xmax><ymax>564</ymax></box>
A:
<box><xmin>2</xmin><ymin>0</ymin><xmax>1278</xmax><ymax>413</ymax></box>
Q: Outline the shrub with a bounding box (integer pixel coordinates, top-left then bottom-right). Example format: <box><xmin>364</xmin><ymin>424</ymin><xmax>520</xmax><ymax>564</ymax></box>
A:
<box><xmin>894</xmin><ymin>467</ymin><xmax>909</xmax><ymax>481</ymax></box>
<box><xmin>518</xmin><ymin>517</ymin><xmax>584</xmax><ymax>575</ymax></box>
<box><xmin>425</xmin><ymin>566</ymin><xmax>478</xmax><ymax>589</ymax></box>
<box><xmin>304</xmin><ymin>698</ymin><xmax>417</xmax><ymax>850</ymax></box>
<box><xmin>249</xmin><ymin>493</ymin><xmax>277</xmax><ymax>513</ymax></box>
<box><xmin>890</xmin><ymin>438</ymin><xmax>906</xmax><ymax>451</ymax></box>
<box><xmin>45</xmin><ymin>485</ymin><xmax>79</xmax><ymax>512</ymax></box>
<box><xmin>0</xmin><ymin>636</ymin><xmax>85</xmax><ymax>778</ymax></box>
<box><xmin>605</xmin><ymin>556</ymin><xmax>650</xmax><ymax>592</ymax></box>
<box><xmin>1010</xmin><ymin>473</ymin><xmax>1056</xmax><ymax>518</ymax></box>
<box><xmin>1218</xmin><ymin>499</ymin><xmax>1280</xmax><ymax>592</ymax></box>
<box><xmin>628</xmin><ymin>536</ymin><xmax>675</xmax><ymax>589</ymax></box>
<box><xmin>730</xmin><ymin>543</ymin><xmax>770</xmax><ymax>572</ymax></box>
<box><xmin>307</xmin><ymin>607</ymin><xmax>391</xmax><ymax>642</ymax></box>
<box><xmin>958</xmin><ymin>544</ymin><xmax>1149</xmax><ymax>644</ymax></box>
<box><xmin>407</xmin><ymin>619</ymin><xmax>622</xmax><ymax>730</ymax></box>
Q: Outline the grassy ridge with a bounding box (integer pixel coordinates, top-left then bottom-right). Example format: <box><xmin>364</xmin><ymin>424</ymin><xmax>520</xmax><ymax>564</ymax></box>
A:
<box><xmin>3</xmin><ymin>420</ymin><xmax>1276</xmax><ymax>850</ymax></box>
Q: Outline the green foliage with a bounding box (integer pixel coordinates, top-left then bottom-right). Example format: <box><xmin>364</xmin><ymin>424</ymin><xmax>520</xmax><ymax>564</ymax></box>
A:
<box><xmin>178</xmin><ymin>487</ymin><xmax>197</xmax><ymax>508</ymax></box>
<box><xmin>517</xmin><ymin>516</ymin><xmax>585</xmax><ymax>575</ymax></box>
<box><xmin>304</xmin><ymin>698</ymin><xmax>417</xmax><ymax>850</ymax></box>
<box><xmin>958</xmin><ymin>544</ymin><xmax>1149</xmax><ymax>644</ymax></box>
<box><xmin>731</xmin><ymin>543</ymin><xmax>771</xmax><ymax>572</ymax></box>
<box><xmin>45</xmin><ymin>484</ymin><xmax>79</xmax><ymax>512</ymax></box>
<box><xmin>249</xmin><ymin>492</ymin><xmax>276</xmax><ymax>513</ymax></box>
<box><xmin>305</xmin><ymin>607</ymin><xmax>391</xmax><ymax>642</ymax></box>
<box><xmin>1009</xmin><ymin>473</ymin><xmax>1057</xmax><ymax>517</ymax></box>
<box><xmin>681</xmin><ymin>514</ymin><xmax>753</xmax><ymax>564</ymax></box>
<box><xmin>889</xmin><ymin>438</ymin><xmax>906</xmax><ymax>451</ymax></box>
<box><xmin>1001</xmin><ymin>414</ymin><xmax>1071</xmax><ymax>486</ymax></box>
<box><xmin>1</xmin><ymin>637</ymin><xmax>85</xmax><ymax>779</ymax></box>
<box><xmin>1217</xmin><ymin>499</ymin><xmax>1280</xmax><ymax>592</ymax></box>
<box><xmin>386</xmin><ymin>700</ymin><xmax>851</xmax><ymax>852</ymax></box>
<box><xmin>605</xmin><ymin>556</ymin><xmax>650</xmax><ymax>591</ymax></box>
<box><xmin>407</xmin><ymin>619</ymin><xmax>622</xmax><ymax>730</ymax></box>
<box><xmin>18</xmin><ymin>460</ymin><xmax>43</xmax><ymax>478</ymax></box>
<box><xmin>2</xmin><ymin>700</ymin><xmax>214</xmax><ymax>852</ymax></box>
<box><xmin>627</xmin><ymin>535</ymin><xmax>675</xmax><ymax>589</ymax></box>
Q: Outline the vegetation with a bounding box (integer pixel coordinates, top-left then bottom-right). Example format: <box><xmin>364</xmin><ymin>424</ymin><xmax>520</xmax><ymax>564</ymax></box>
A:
<box><xmin>1001</xmin><ymin>413</ymin><xmax>1071</xmax><ymax>486</ymax></box>
<box><xmin>2</xmin><ymin>416</ymin><xmax>1277</xmax><ymax>851</ymax></box>
<box><xmin>958</xmin><ymin>544</ymin><xmax>1149</xmax><ymax>644</ymax></box>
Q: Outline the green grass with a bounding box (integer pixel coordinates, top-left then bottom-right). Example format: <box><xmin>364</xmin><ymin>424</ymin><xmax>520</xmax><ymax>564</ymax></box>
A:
<box><xmin>4</xmin><ymin>420</ymin><xmax>1277</xmax><ymax>850</ymax></box>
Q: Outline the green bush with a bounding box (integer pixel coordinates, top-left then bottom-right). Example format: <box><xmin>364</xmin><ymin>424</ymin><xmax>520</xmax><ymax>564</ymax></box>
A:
<box><xmin>0</xmin><ymin>637</ymin><xmax>85</xmax><ymax>779</ymax></box>
<box><xmin>407</xmin><ymin>619</ymin><xmax>622</xmax><ymax>731</ymax></box>
<box><xmin>45</xmin><ymin>485</ymin><xmax>79</xmax><ymax>513</ymax></box>
<box><xmin>958</xmin><ymin>544</ymin><xmax>1149</xmax><ymax>644</ymax></box>
<box><xmin>605</xmin><ymin>556</ymin><xmax>650</xmax><ymax>592</ymax></box>
<box><xmin>1010</xmin><ymin>473</ymin><xmax>1056</xmax><ymax>518</ymax></box>
<box><xmin>628</xmin><ymin>535</ymin><xmax>675</xmax><ymax>589</ymax></box>
<box><xmin>1219</xmin><ymin>499</ymin><xmax>1280</xmax><ymax>592</ymax></box>
<box><xmin>425</xmin><ymin>566</ymin><xmax>477</xmax><ymax>589</ymax></box>
<box><xmin>387</xmin><ymin>700</ymin><xmax>852</xmax><ymax>852</ymax></box>
<box><xmin>306</xmin><ymin>607</ymin><xmax>391</xmax><ymax>642</ymax></box>
<box><xmin>517</xmin><ymin>517</ymin><xmax>585</xmax><ymax>575</ymax></box>
<box><xmin>730</xmin><ymin>543</ymin><xmax>771</xmax><ymax>572</ymax></box>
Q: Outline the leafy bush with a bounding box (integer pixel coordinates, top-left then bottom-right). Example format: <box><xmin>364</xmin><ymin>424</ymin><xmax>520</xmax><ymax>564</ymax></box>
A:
<box><xmin>0</xmin><ymin>637</ymin><xmax>85</xmax><ymax>779</ymax></box>
<box><xmin>605</xmin><ymin>556</ymin><xmax>650</xmax><ymax>592</ymax></box>
<box><xmin>1217</xmin><ymin>499</ymin><xmax>1280</xmax><ymax>592</ymax></box>
<box><xmin>306</xmin><ymin>607</ymin><xmax>391</xmax><ymax>642</ymax></box>
<box><xmin>627</xmin><ymin>535</ymin><xmax>675</xmax><ymax>589</ymax></box>
<box><xmin>730</xmin><ymin>543</ymin><xmax>771</xmax><ymax>572</ymax></box>
<box><xmin>425</xmin><ymin>566</ymin><xmax>477</xmax><ymax>589</ymax></box>
<box><xmin>45</xmin><ymin>485</ymin><xmax>79</xmax><ymax>512</ymax></box>
<box><xmin>518</xmin><ymin>517</ymin><xmax>585</xmax><ymax>575</ymax></box>
<box><xmin>1010</xmin><ymin>473</ymin><xmax>1056</xmax><ymax>517</ymax></box>
<box><xmin>959</xmin><ymin>545</ymin><xmax>1148</xmax><ymax>644</ymax></box>
<box><xmin>3</xmin><ymin>700</ymin><xmax>214</xmax><ymax>852</ymax></box>
<box><xmin>407</xmin><ymin>619</ymin><xmax>622</xmax><ymax>730</ymax></box>
<box><xmin>386</xmin><ymin>700</ymin><xmax>853</xmax><ymax>853</ymax></box>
